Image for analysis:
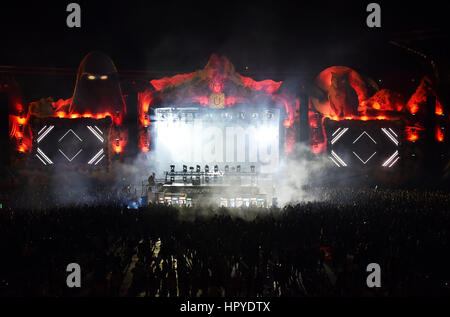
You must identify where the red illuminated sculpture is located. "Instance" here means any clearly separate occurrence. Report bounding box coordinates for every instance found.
[138,54,299,153]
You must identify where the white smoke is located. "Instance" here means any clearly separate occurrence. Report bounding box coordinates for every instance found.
[275,142,331,207]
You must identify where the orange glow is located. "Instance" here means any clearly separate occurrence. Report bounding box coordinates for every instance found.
[408,134,419,142]
[113,136,127,153]
[16,117,26,125]
[283,120,292,128]
[51,110,114,121]
[35,101,121,155]
[150,73,196,91]
[9,111,33,153]
[359,89,405,113]
[406,76,441,115]
[405,124,424,142]
[308,109,327,155]
[436,126,444,142]
[239,75,282,95]
[138,132,150,153]
[137,89,155,152]
[137,89,153,126]
[323,114,390,122]
[408,103,419,115]
[110,129,128,154]
[436,100,444,116]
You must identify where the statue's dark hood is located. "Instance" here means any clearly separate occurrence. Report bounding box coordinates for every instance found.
[70,52,126,116]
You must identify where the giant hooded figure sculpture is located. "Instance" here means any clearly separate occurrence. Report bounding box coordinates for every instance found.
[70,51,126,123]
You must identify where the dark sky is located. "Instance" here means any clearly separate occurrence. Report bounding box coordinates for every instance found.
[1,0,449,96]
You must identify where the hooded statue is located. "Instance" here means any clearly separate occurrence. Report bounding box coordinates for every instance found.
[69,51,126,118]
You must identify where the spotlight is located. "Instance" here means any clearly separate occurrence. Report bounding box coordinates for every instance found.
[214,165,218,173]
[205,165,209,173]
[183,165,187,173]
[87,75,96,80]
[196,165,201,173]
[170,165,175,173]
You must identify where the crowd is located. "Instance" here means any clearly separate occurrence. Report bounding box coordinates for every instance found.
[0,188,449,297]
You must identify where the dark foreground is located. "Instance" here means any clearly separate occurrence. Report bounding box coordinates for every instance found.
[0,188,449,297]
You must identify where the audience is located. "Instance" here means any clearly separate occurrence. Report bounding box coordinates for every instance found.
[0,187,449,297]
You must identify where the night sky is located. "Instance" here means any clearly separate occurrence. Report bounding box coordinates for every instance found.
[0,1,449,98]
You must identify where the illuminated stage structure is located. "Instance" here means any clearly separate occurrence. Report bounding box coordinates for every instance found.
[144,163,268,207]
[152,107,281,174]
[30,117,110,168]
[308,66,448,183]
[325,119,402,169]
[5,75,33,157]
[137,54,298,155]
[5,53,449,195]
[144,106,281,206]
[138,55,298,205]
[12,52,129,169]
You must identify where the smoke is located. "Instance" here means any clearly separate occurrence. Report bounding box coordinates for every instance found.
[275,142,331,207]
[11,141,334,216]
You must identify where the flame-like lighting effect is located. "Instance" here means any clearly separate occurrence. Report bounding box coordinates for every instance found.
[110,129,128,154]
[436,126,444,142]
[405,124,424,142]
[9,101,33,153]
[436,100,444,116]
